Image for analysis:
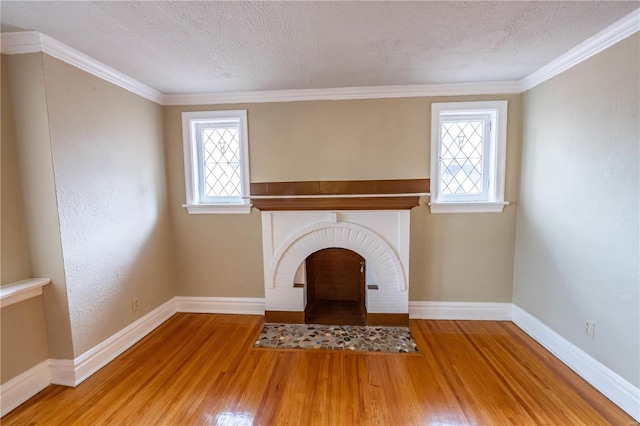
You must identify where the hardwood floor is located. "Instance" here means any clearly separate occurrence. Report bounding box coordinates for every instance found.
[2,313,634,425]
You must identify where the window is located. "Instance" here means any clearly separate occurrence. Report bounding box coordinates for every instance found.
[182,110,251,214]
[430,101,508,213]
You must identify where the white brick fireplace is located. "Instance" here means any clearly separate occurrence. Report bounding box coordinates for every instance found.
[260,210,410,316]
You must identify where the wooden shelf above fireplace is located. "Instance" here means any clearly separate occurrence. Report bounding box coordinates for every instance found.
[249,179,430,211]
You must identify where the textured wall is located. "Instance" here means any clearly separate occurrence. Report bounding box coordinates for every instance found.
[4,53,74,361]
[514,34,639,387]
[1,56,31,285]
[0,55,50,384]
[42,55,177,356]
[164,94,521,301]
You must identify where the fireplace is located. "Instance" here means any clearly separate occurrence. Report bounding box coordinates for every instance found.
[260,210,411,325]
[253,179,428,327]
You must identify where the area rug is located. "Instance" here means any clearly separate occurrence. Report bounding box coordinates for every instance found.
[254,323,419,353]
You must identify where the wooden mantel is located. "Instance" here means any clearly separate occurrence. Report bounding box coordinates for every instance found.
[249,179,430,211]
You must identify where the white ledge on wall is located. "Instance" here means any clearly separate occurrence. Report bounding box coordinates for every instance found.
[429,201,509,214]
[0,278,51,308]
[182,203,252,215]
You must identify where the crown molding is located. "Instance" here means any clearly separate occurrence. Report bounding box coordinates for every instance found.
[522,8,640,91]
[0,31,523,104]
[40,34,164,104]
[1,31,164,104]
[161,80,524,106]
[0,31,43,54]
[2,8,638,106]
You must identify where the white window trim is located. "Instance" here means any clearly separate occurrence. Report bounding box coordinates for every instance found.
[429,100,509,214]
[181,110,251,214]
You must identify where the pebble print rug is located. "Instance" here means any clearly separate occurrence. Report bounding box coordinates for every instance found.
[254,323,419,353]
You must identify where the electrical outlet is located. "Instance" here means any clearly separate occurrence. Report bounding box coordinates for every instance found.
[585,320,595,337]
[131,299,139,312]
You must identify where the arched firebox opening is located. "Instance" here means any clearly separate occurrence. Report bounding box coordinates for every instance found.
[304,248,366,326]
[262,212,410,326]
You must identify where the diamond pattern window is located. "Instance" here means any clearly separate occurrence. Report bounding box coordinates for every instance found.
[200,125,241,198]
[182,110,251,214]
[439,115,490,199]
[430,101,508,213]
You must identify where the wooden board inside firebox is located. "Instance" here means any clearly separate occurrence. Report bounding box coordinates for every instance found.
[304,248,366,326]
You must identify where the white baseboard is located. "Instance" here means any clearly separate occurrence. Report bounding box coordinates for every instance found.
[47,296,264,389]
[512,305,640,422]
[50,298,176,387]
[175,298,513,319]
[5,298,636,422]
[48,359,75,387]
[175,296,266,315]
[409,301,513,320]
[0,360,50,417]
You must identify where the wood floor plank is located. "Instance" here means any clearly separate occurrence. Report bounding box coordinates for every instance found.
[1,313,634,425]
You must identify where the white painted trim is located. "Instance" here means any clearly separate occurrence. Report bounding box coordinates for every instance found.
[50,298,176,387]
[430,100,508,210]
[2,10,638,106]
[0,360,50,417]
[522,9,640,91]
[45,296,267,388]
[182,204,252,215]
[0,31,43,54]
[409,301,513,320]
[172,298,520,318]
[0,278,51,308]
[177,298,511,318]
[174,296,266,315]
[181,110,251,214]
[48,359,76,388]
[428,201,509,214]
[40,34,164,104]
[4,299,637,421]
[2,9,638,106]
[512,305,640,421]
[162,80,523,105]
[0,33,520,103]
[0,31,163,104]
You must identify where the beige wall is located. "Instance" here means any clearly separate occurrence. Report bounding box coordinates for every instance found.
[1,298,49,383]
[247,98,429,181]
[411,95,522,302]
[42,55,177,356]
[4,53,74,361]
[1,55,50,384]
[514,34,639,387]
[164,94,521,301]
[1,51,178,380]
[1,56,31,285]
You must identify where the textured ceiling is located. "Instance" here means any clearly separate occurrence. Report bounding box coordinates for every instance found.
[1,1,638,95]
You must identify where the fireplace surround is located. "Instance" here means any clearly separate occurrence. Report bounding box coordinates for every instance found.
[253,179,429,326]
[260,210,411,325]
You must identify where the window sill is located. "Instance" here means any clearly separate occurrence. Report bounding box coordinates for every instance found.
[183,203,252,215]
[1,278,51,308]
[429,201,509,214]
